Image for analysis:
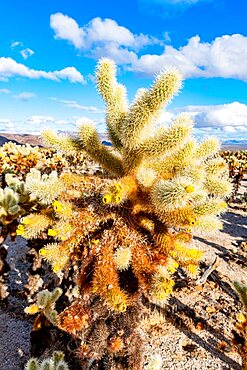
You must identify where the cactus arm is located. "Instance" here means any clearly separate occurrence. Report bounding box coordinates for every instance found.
[78,122,124,176]
[96,58,128,150]
[139,114,193,158]
[120,69,182,149]
[42,129,84,155]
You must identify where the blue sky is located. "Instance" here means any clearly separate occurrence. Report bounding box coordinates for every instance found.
[0,0,247,141]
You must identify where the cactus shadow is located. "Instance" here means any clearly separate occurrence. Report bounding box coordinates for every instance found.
[222,211,247,240]
[147,298,242,370]
[194,236,247,268]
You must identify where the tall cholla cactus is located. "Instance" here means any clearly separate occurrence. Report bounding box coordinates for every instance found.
[41,58,231,310]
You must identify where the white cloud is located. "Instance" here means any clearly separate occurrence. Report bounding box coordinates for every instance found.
[50,13,161,64]
[54,67,85,83]
[0,88,10,94]
[51,97,103,112]
[20,48,35,60]
[0,57,85,83]
[175,102,247,133]
[14,92,37,101]
[61,100,103,112]
[0,118,16,133]
[50,14,247,82]
[163,31,171,43]
[130,34,247,81]
[50,13,85,49]
[26,115,55,125]
[11,41,23,48]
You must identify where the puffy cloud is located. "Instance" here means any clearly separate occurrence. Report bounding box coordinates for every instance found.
[0,57,85,83]
[50,13,86,49]
[0,88,10,94]
[20,48,35,60]
[53,67,85,83]
[50,13,161,63]
[50,14,247,82]
[14,92,36,101]
[130,34,247,81]
[176,102,247,133]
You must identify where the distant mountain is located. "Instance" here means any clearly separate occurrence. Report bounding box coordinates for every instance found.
[0,132,111,147]
[0,133,43,147]
[222,139,247,151]
[222,139,247,145]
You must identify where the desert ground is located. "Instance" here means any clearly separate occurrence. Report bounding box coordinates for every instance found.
[0,173,246,370]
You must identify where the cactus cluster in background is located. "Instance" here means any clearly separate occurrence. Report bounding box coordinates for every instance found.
[0,142,44,176]
[232,282,247,369]
[0,141,91,181]
[220,150,247,175]
[220,150,246,202]
[25,351,69,370]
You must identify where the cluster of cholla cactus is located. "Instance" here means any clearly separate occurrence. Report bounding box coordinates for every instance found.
[220,150,246,200]
[0,142,44,176]
[25,351,69,370]
[232,282,247,369]
[0,141,90,181]
[21,58,232,368]
[220,150,247,175]
[0,173,38,244]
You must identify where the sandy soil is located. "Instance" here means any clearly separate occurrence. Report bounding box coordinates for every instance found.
[0,180,246,370]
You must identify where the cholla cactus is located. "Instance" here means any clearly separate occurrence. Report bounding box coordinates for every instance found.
[25,169,64,204]
[232,282,247,369]
[25,287,62,325]
[0,173,38,243]
[19,59,232,369]
[25,351,69,370]
[0,141,44,175]
[42,58,231,307]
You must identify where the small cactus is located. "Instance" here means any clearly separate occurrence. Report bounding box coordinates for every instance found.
[25,351,69,370]
[25,288,62,325]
